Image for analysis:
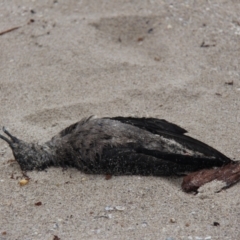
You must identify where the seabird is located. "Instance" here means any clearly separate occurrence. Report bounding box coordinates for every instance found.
[0,116,239,192]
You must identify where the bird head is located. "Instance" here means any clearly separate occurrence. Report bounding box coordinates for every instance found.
[0,127,51,171]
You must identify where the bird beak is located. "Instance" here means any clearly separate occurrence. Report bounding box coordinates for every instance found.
[0,127,20,146]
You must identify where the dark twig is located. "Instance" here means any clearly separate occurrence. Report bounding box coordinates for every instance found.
[0,26,20,36]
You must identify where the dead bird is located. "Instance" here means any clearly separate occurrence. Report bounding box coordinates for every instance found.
[0,116,239,192]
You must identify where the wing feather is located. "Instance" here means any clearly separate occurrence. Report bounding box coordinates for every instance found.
[107,117,187,135]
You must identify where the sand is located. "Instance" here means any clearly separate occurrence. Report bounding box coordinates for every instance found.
[0,1,240,239]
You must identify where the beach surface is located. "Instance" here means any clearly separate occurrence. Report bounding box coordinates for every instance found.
[0,1,240,239]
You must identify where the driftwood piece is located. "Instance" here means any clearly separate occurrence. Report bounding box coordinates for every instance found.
[182,162,240,192]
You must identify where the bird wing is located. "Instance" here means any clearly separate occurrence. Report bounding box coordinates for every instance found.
[107,116,187,135]
[156,131,232,163]
[106,117,231,164]
[59,116,187,138]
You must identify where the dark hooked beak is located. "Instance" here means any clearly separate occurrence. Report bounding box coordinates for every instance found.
[0,127,20,146]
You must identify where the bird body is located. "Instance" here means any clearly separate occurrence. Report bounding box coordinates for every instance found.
[0,116,238,192]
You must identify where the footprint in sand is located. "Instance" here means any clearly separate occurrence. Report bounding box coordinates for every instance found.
[89,15,169,62]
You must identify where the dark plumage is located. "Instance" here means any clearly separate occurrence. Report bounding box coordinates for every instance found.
[0,116,239,191]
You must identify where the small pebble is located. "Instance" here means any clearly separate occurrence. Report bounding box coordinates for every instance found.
[141,222,148,227]
[115,206,125,211]
[170,218,176,223]
[96,229,101,234]
[19,179,29,186]
[105,206,114,211]
[53,223,59,229]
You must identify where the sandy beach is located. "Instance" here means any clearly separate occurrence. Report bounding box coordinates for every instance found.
[0,1,240,239]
